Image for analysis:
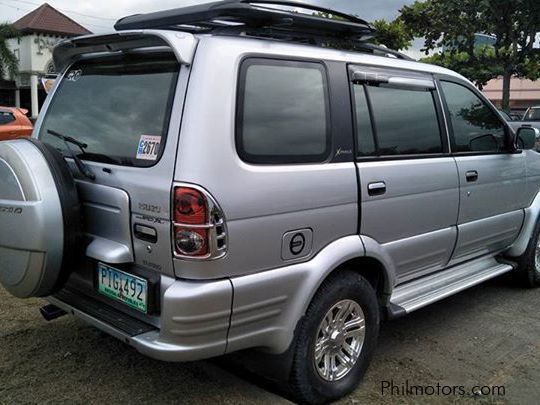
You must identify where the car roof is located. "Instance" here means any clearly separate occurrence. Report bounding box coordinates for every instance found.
[197,33,467,81]
[56,29,466,84]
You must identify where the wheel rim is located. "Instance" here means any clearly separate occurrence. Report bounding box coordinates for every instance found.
[313,299,366,382]
[535,240,540,274]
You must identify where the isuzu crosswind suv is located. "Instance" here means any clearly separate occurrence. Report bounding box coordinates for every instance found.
[1,1,540,403]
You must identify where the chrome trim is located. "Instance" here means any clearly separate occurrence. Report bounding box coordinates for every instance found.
[173,222,215,229]
[535,240,540,275]
[390,256,513,313]
[314,299,366,382]
[171,182,228,261]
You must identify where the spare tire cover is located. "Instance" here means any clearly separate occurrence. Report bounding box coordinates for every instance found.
[0,138,81,298]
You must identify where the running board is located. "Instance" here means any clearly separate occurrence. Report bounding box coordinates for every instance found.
[389,257,515,317]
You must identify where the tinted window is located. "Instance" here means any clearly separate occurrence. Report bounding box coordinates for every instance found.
[39,54,179,167]
[0,111,15,125]
[353,85,376,156]
[356,85,442,156]
[524,108,540,121]
[441,81,506,153]
[238,60,329,163]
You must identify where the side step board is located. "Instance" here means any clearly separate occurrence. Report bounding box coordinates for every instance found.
[389,257,515,317]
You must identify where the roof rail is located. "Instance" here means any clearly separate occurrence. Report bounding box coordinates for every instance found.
[113,1,413,61]
[115,0,374,39]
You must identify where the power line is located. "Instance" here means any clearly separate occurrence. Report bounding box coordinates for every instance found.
[7,0,118,21]
[0,0,28,11]
[3,0,114,30]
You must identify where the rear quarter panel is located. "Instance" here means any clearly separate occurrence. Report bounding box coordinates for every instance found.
[173,37,358,279]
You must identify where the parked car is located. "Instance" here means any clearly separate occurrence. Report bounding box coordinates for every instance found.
[0,106,33,140]
[499,109,524,122]
[507,105,540,135]
[523,106,540,121]
[1,1,540,404]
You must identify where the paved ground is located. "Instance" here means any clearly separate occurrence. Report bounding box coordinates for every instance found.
[1,274,539,404]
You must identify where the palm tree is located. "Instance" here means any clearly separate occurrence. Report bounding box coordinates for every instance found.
[0,23,20,80]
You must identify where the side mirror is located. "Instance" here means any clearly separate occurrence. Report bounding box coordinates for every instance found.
[517,126,540,150]
[469,134,499,152]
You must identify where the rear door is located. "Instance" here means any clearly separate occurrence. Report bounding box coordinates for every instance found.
[351,66,459,283]
[438,79,527,264]
[35,51,187,323]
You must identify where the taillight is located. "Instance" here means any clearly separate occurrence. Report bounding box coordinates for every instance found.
[175,227,208,256]
[172,185,227,259]
[174,187,207,224]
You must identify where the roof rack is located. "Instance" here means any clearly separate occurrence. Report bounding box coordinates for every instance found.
[114,0,412,61]
[115,0,374,38]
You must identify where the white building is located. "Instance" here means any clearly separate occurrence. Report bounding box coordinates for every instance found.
[0,3,91,118]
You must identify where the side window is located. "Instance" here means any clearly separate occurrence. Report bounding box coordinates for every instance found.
[0,112,15,125]
[441,81,506,153]
[353,85,376,156]
[353,83,443,157]
[237,59,330,164]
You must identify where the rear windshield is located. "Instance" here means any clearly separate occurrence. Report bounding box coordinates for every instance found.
[39,53,179,167]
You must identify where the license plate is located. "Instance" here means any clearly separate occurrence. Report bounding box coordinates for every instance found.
[97,263,148,313]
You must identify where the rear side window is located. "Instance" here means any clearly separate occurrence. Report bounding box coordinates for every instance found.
[39,53,179,167]
[353,83,443,157]
[237,59,330,164]
[441,81,506,153]
[0,111,15,125]
[353,86,376,156]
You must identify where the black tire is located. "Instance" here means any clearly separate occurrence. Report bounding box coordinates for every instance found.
[515,216,540,288]
[289,271,380,404]
[28,139,83,295]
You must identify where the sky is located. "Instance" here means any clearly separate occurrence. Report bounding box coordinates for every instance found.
[1,0,416,33]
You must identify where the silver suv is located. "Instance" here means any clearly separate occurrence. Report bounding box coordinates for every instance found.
[1,1,540,403]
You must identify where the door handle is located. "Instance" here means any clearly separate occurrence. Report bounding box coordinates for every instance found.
[134,224,158,243]
[368,181,386,196]
[466,170,479,182]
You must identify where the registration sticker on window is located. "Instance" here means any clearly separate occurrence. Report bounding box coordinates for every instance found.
[136,135,161,161]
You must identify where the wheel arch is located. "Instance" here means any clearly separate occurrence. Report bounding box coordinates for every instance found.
[507,189,540,257]
[327,256,393,305]
[227,235,396,355]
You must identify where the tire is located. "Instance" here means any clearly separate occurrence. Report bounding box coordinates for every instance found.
[515,217,540,288]
[289,271,380,404]
[30,139,83,294]
[0,138,82,298]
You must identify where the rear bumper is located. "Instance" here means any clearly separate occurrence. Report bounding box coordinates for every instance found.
[48,236,365,362]
[48,276,233,363]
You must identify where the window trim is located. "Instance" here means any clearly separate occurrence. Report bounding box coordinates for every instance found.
[349,67,448,161]
[436,76,515,156]
[235,57,332,165]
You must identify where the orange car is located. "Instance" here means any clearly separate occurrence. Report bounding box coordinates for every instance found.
[0,107,33,140]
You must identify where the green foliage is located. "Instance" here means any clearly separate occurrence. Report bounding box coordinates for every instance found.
[422,46,505,89]
[372,19,413,51]
[0,23,20,79]
[313,11,347,21]
[400,0,540,109]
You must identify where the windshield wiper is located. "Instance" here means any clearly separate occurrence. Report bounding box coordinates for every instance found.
[47,129,96,181]
[77,152,122,165]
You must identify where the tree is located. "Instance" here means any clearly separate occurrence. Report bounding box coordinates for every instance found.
[0,23,19,80]
[314,11,413,52]
[400,0,540,111]
[372,19,413,51]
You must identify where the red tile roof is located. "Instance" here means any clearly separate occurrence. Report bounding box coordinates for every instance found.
[13,3,92,37]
